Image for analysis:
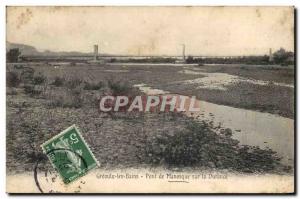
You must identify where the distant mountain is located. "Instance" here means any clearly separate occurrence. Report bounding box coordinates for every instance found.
[6,41,97,57]
[6,41,40,56]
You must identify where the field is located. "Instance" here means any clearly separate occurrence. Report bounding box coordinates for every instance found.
[6,62,294,176]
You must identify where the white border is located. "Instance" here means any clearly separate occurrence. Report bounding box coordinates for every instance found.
[1,0,298,6]
[2,1,299,198]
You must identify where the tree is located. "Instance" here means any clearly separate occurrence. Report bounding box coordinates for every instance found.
[273,48,294,65]
[186,56,194,64]
[6,48,21,63]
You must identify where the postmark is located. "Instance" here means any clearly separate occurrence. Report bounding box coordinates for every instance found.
[41,124,99,184]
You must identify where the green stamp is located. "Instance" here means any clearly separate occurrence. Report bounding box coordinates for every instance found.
[41,125,99,184]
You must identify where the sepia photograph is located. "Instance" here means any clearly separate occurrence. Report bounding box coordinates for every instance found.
[6,6,295,193]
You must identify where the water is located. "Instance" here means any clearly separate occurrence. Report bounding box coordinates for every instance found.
[177,71,294,90]
[189,101,294,166]
[134,84,294,166]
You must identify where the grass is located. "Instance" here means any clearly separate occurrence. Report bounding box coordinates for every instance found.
[6,88,18,95]
[107,79,136,96]
[51,77,65,87]
[200,64,294,85]
[7,71,20,87]
[65,78,82,89]
[47,88,83,108]
[7,117,49,172]
[23,85,42,97]
[20,67,35,84]
[6,63,294,174]
[83,81,104,90]
[32,73,47,85]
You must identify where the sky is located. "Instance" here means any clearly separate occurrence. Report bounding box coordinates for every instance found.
[6,6,294,56]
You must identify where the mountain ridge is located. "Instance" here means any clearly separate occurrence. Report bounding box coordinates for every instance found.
[6,41,97,57]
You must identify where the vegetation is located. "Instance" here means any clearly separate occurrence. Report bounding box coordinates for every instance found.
[145,121,283,173]
[108,79,134,96]
[47,88,83,109]
[65,78,82,89]
[273,48,294,65]
[113,57,177,63]
[107,48,294,66]
[51,76,65,87]
[6,48,21,63]
[20,67,35,84]
[83,81,104,90]
[6,62,293,174]
[7,71,20,87]
[33,73,47,85]
[7,119,48,170]
[23,85,42,97]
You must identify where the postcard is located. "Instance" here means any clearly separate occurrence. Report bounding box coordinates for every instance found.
[6,6,294,193]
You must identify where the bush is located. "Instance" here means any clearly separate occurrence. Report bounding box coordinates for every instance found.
[20,67,35,84]
[107,79,133,95]
[20,120,48,165]
[145,121,282,173]
[7,71,20,87]
[84,81,104,90]
[65,78,82,89]
[51,77,65,87]
[7,48,20,63]
[6,88,17,95]
[273,48,294,65]
[47,89,83,108]
[7,118,48,172]
[186,56,194,64]
[23,85,42,96]
[14,64,24,69]
[33,73,46,85]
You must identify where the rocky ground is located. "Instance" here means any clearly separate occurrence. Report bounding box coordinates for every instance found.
[6,63,294,174]
[30,63,295,118]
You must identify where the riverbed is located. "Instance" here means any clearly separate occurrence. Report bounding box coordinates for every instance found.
[134,84,294,166]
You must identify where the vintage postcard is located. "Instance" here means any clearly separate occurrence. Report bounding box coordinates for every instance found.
[6,6,295,193]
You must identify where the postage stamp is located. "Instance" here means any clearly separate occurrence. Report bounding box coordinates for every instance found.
[6,6,294,193]
[41,125,99,184]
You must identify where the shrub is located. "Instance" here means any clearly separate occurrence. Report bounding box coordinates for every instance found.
[186,56,194,64]
[6,48,20,63]
[7,118,49,172]
[51,77,65,87]
[69,89,83,108]
[65,78,82,89]
[33,73,46,85]
[7,71,20,87]
[107,79,133,96]
[6,88,17,95]
[20,120,48,165]
[20,67,35,84]
[83,81,104,90]
[145,121,282,173]
[47,89,83,108]
[24,85,42,96]
[14,64,24,69]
